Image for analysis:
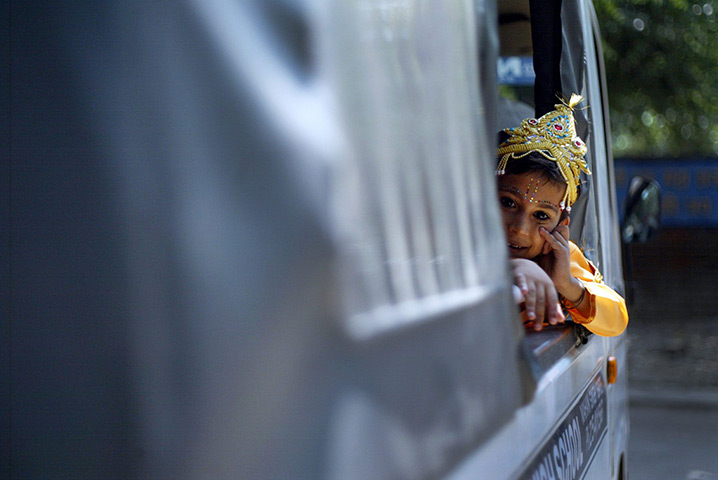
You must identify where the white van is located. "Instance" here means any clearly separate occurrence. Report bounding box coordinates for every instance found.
[214,1,653,479]
[5,0,658,478]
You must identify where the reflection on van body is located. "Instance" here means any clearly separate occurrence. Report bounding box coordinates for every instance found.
[5,0,629,479]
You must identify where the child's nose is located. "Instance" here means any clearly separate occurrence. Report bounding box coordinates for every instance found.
[508,215,530,236]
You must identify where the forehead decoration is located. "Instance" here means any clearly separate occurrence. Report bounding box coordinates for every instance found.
[497,94,591,212]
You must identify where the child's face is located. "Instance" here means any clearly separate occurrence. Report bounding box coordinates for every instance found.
[497,173,568,259]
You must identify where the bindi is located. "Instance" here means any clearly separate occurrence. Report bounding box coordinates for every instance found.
[525,177,540,203]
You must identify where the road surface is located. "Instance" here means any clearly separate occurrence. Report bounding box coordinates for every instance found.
[629,401,718,480]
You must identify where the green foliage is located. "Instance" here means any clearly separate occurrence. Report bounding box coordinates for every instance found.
[594,0,718,157]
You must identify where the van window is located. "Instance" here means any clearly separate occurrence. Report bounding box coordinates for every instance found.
[495,0,627,359]
[497,0,624,292]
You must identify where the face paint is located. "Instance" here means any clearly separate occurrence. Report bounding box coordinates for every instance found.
[497,173,566,259]
[526,177,539,203]
[503,180,561,210]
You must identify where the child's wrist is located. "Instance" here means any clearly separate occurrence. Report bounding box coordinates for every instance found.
[559,278,584,305]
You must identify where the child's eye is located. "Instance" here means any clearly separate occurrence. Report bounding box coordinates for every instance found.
[534,211,551,221]
[500,196,516,209]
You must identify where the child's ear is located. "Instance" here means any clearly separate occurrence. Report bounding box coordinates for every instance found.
[559,216,570,227]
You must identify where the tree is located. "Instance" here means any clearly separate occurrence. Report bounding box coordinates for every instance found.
[594,0,718,157]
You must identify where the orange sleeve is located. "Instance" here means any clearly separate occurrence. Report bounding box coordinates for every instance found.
[565,242,628,336]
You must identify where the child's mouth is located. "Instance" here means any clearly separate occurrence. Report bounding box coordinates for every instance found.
[507,242,529,255]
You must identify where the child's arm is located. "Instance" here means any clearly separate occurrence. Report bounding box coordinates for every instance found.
[510,258,565,331]
[539,225,628,336]
[564,244,629,336]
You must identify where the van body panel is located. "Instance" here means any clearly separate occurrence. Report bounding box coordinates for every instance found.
[448,331,613,479]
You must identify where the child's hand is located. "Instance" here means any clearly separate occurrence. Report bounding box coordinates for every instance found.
[538,225,574,292]
[538,225,585,306]
[510,258,565,331]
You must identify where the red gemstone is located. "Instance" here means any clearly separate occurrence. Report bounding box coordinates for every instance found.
[554,124,563,130]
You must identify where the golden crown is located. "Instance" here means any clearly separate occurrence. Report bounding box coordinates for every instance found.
[497,94,591,211]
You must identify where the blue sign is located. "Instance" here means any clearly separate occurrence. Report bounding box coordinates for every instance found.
[615,158,718,227]
[498,56,535,86]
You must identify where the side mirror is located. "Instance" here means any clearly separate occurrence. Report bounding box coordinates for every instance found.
[621,176,661,244]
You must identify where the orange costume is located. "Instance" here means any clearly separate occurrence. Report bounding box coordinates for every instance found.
[566,242,628,337]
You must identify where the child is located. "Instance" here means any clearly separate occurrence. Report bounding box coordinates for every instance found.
[496,94,628,336]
